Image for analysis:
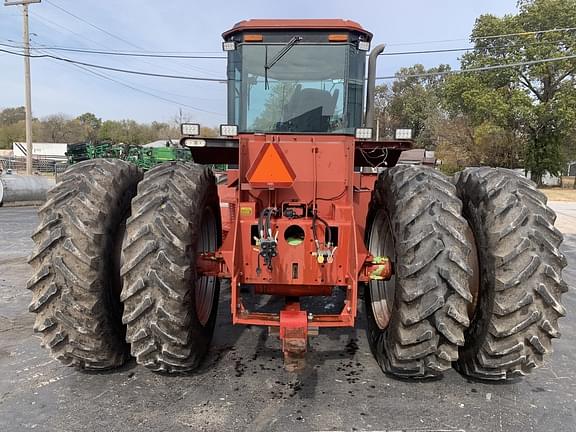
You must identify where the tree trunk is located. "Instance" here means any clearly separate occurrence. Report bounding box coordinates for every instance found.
[530,171,543,188]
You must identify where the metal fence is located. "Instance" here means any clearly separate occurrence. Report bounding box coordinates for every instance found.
[0,156,67,178]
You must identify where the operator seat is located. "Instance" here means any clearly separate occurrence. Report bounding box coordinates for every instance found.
[283,85,339,131]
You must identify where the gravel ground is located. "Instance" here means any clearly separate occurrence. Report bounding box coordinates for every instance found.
[0,204,574,432]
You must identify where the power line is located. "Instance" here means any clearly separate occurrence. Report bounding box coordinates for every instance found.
[57,59,223,116]
[381,47,470,56]
[1,37,571,63]
[381,39,574,57]
[33,48,223,116]
[3,46,575,83]
[386,38,466,47]
[474,26,576,41]
[385,26,576,47]
[31,7,222,77]
[3,22,574,61]
[7,14,576,56]
[0,39,471,59]
[0,41,225,59]
[29,11,111,51]
[59,47,222,54]
[0,38,221,54]
[44,0,142,50]
[39,48,223,108]
[0,47,227,82]
[1,39,567,60]
[375,54,576,80]
[37,45,225,59]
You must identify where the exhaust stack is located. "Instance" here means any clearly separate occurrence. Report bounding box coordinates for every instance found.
[364,43,386,130]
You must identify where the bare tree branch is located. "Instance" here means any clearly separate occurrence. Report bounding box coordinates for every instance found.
[518,73,543,101]
[552,67,576,89]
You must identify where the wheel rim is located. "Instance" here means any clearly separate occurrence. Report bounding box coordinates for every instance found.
[368,209,396,330]
[196,206,218,326]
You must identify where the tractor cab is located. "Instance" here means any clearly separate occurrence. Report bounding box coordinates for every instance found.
[222,20,372,134]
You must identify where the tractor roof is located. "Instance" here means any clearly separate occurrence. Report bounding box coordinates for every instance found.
[222,19,372,41]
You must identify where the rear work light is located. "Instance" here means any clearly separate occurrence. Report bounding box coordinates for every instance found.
[395,129,413,140]
[181,123,200,136]
[220,124,238,137]
[222,41,236,51]
[355,128,373,140]
[358,40,370,51]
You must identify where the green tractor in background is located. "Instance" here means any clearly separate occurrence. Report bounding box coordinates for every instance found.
[66,141,192,171]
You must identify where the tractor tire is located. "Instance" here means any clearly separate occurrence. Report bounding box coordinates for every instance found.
[27,159,142,369]
[121,161,221,373]
[455,168,567,381]
[365,165,474,378]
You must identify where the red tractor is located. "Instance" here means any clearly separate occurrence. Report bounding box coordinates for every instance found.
[29,19,567,380]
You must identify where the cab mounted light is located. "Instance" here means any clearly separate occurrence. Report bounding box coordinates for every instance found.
[181,123,200,136]
[358,40,370,51]
[183,138,206,147]
[395,128,413,140]
[222,41,236,51]
[220,124,238,137]
[328,34,348,42]
[355,127,373,140]
[244,34,263,42]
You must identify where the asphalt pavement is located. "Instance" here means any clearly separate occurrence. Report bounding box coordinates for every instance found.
[0,204,575,432]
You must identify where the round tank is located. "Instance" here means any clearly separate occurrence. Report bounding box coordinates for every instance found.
[0,175,55,206]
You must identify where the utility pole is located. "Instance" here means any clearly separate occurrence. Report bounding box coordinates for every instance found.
[4,0,41,176]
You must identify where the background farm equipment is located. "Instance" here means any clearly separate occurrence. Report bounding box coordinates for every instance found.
[66,141,192,170]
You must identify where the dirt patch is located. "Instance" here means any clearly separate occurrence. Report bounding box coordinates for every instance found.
[541,188,576,202]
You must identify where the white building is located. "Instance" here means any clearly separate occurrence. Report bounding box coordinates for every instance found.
[12,142,68,161]
[513,169,561,187]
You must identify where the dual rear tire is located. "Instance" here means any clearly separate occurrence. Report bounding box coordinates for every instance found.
[365,165,567,381]
[27,159,221,373]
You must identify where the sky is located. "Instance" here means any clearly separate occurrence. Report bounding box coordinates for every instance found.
[0,0,519,127]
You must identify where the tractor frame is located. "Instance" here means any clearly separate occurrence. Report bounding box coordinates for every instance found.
[185,19,409,369]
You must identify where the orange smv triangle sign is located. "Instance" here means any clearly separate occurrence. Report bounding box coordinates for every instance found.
[247,142,295,187]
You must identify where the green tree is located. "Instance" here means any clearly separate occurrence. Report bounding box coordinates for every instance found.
[0,106,221,150]
[445,0,576,184]
[0,107,26,148]
[441,74,528,169]
[0,106,25,126]
[98,120,124,142]
[98,119,158,144]
[77,112,102,142]
[0,120,25,149]
[37,114,84,143]
[375,64,451,148]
